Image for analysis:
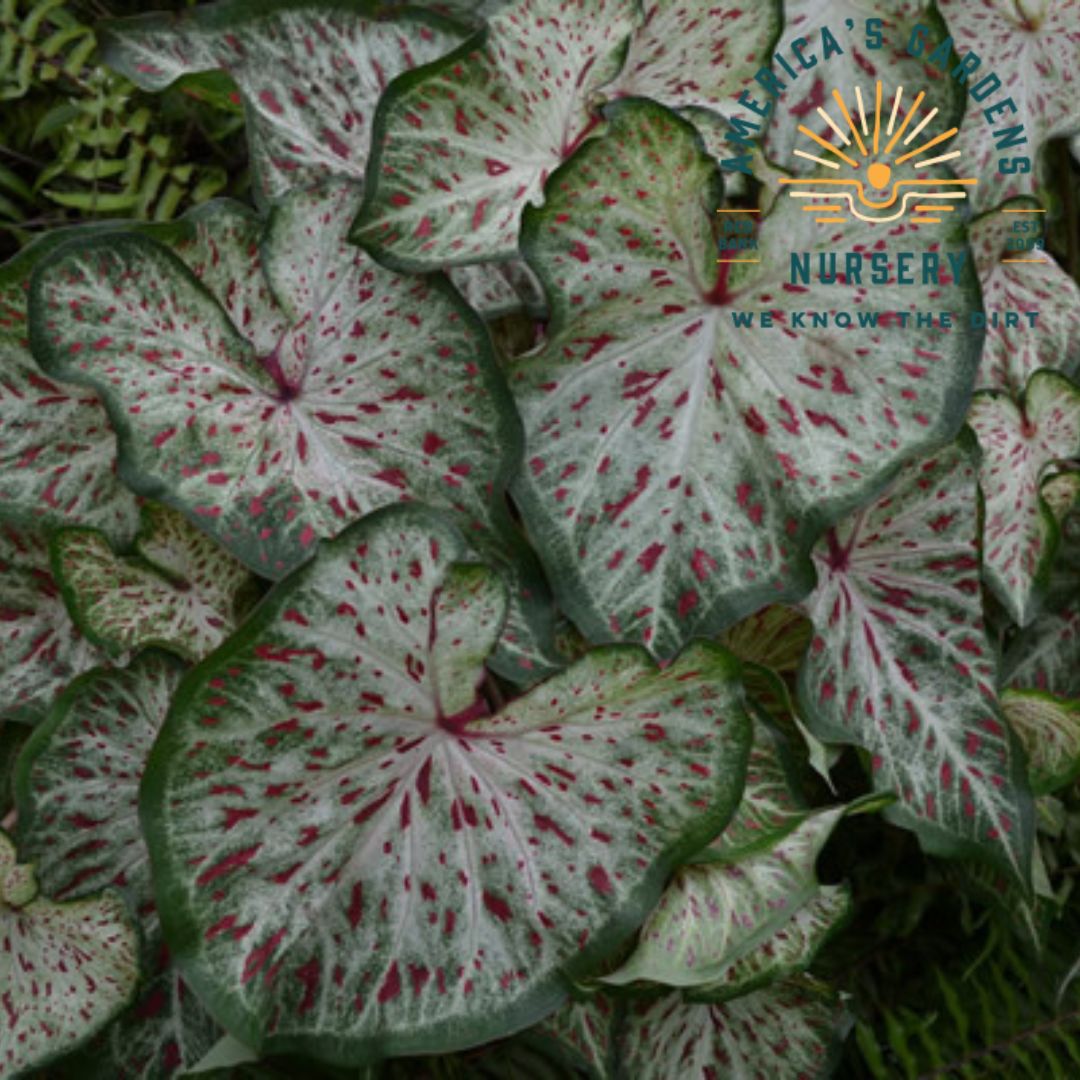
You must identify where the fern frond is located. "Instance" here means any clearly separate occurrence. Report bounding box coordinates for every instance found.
[851,928,1080,1079]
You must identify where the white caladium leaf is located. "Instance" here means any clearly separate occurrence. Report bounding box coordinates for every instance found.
[1003,688,1080,795]
[352,0,637,269]
[969,370,1080,626]
[599,0,778,123]
[16,653,186,904]
[15,654,220,1079]
[100,0,467,204]
[511,98,981,659]
[140,505,751,1062]
[798,439,1033,882]
[972,202,1080,393]
[30,182,516,581]
[0,522,107,726]
[52,505,255,663]
[619,978,849,1080]
[603,803,856,997]
[0,830,139,1078]
[447,259,546,320]
[1003,598,1080,697]
[0,233,140,545]
[764,1,962,175]
[939,0,1080,212]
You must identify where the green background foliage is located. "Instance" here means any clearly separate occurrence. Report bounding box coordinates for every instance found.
[0,0,248,257]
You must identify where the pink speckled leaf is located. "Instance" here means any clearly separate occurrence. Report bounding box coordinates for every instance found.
[764,0,962,176]
[0,829,139,1078]
[603,802,860,997]
[140,505,751,1062]
[0,522,107,725]
[15,654,221,1079]
[53,505,255,663]
[968,370,1080,626]
[0,234,140,546]
[511,98,981,658]
[619,978,850,1080]
[352,0,637,269]
[940,0,1080,212]
[1003,599,1080,698]
[447,259,546,320]
[798,438,1033,882]
[599,0,778,123]
[972,201,1080,393]
[30,182,517,584]
[100,0,467,204]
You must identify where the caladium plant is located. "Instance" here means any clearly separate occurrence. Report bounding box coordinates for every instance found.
[0,829,140,1078]
[100,0,469,205]
[0,521,108,727]
[139,506,752,1062]
[0,232,140,547]
[972,201,1080,394]
[2,0,1079,1076]
[969,369,1080,627]
[15,652,221,1079]
[352,0,638,268]
[52,503,256,662]
[511,97,980,659]
[763,0,963,176]
[940,0,1080,212]
[29,180,558,681]
[798,438,1033,882]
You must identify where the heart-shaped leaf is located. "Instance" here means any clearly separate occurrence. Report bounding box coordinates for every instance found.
[53,501,255,660]
[598,0,778,124]
[618,978,850,1080]
[940,0,1080,212]
[763,1,963,177]
[1003,598,1080,697]
[797,438,1033,882]
[603,802,858,998]
[0,233,140,545]
[29,182,519,583]
[15,653,221,1079]
[17,652,186,904]
[140,504,751,1062]
[352,0,637,269]
[0,829,139,1078]
[100,0,468,204]
[971,202,1080,394]
[511,97,981,659]
[0,522,108,726]
[1002,689,1080,795]
[968,370,1080,626]
[52,505,256,662]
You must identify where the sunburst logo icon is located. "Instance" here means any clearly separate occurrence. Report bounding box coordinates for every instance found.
[779,82,976,224]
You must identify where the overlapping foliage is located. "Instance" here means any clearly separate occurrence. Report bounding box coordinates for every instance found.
[1,1,1079,1078]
